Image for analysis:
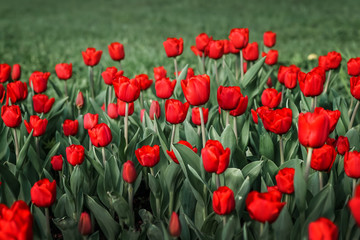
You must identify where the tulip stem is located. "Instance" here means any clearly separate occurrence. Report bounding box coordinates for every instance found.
[353,179,357,197]
[304,147,313,181]
[260,222,264,237]
[223,216,227,227]
[108,85,112,106]
[12,128,19,162]
[215,174,220,188]
[45,207,52,240]
[88,66,95,99]
[222,55,226,69]
[280,85,285,107]
[214,61,219,85]
[128,183,135,226]
[35,137,40,158]
[102,147,106,166]
[64,81,68,98]
[124,102,129,149]
[119,61,122,71]
[202,54,206,74]
[169,191,174,218]
[279,135,285,166]
[240,50,244,82]
[319,172,323,190]
[170,124,176,150]
[323,70,332,94]
[311,97,317,112]
[226,111,230,126]
[199,107,207,148]
[174,58,178,79]
[202,185,208,220]
[233,117,238,140]
[349,100,360,130]
[235,55,239,80]
[139,92,144,109]
[348,98,354,117]
[150,167,155,177]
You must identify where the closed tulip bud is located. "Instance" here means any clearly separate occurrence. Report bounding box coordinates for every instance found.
[314,107,340,133]
[181,74,210,106]
[66,144,85,166]
[311,144,336,172]
[84,113,98,130]
[243,42,259,61]
[78,212,92,236]
[165,99,189,124]
[29,71,50,93]
[101,67,124,85]
[106,103,118,119]
[11,63,21,81]
[298,111,330,148]
[326,137,337,148]
[51,155,63,171]
[228,28,249,49]
[262,50,278,65]
[344,151,360,179]
[88,123,112,147]
[108,42,125,61]
[336,136,349,155]
[1,105,22,128]
[140,109,145,123]
[204,40,224,60]
[76,91,84,109]
[24,115,48,137]
[153,66,167,81]
[276,168,295,194]
[63,119,79,136]
[82,47,102,66]
[32,94,55,114]
[163,37,184,58]
[155,77,176,99]
[0,63,11,83]
[212,186,235,215]
[261,108,292,135]
[298,67,326,97]
[263,31,276,48]
[135,74,153,91]
[261,88,281,108]
[122,160,137,183]
[149,100,161,120]
[229,94,248,117]
[30,178,56,208]
[113,76,140,103]
[347,58,360,76]
[167,140,197,164]
[135,145,160,167]
[350,76,360,100]
[190,45,203,57]
[192,107,208,125]
[348,185,360,226]
[222,39,230,55]
[7,81,28,103]
[318,55,330,71]
[117,99,134,116]
[196,33,212,52]
[308,218,338,240]
[326,51,342,70]
[202,140,230,174]
[251,106,270,124]
[168,212,181,237]
[0,84,4,103]
[217,86,242,110]
[55,63,72,80]
[278,65,300,89]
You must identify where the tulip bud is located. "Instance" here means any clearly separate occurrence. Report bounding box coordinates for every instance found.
[11,64,21,81]
[122,160,137,183]
[117,99,134,116]
[78,212,92,236]
[163,38,184,58]
[30,178,56,208]
[262,50,278,65]
[66,144,85,166]
[24,115,48,137]
[55,63,72,80]
[149,101,161,120]
[275,168,295,194]
[1,105,22,128]
[135,145,160,167]
[29,71,51,93]
[261,88,281,108]
[155,77,176,99]
[0,63,11,83]
[82,48,102,66]
[76,91,84,109]
[168,212,181,237]
[336,136,349,155]
[192,107,208,126]
[212,186,235,215]
[140,109,145,123]
[107,103,119,119]
[63,119,79,136]
[88,123,112,148]
[263,31,276,48]
[51,155,63,171]
[108,42,125,61]
[153,66,167,81]
[308,217,338,240]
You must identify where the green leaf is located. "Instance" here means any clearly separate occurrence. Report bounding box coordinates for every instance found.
[224,168,244,195]
[43,142,61,170]
[272,206,293,240]
[0,164,20,199]
[184,120,201,149]
[242,161,263,183]
[70,165,84,196]
[0,127,9,161]
[240,57,265,88]
[174,64,188,98]
[235,177,251,214]
[221,125,236,159]
[104,157,120,193]
[240,118,250,151]
[148,173,161,198]
[16,129,33,170]
[294,162,307,212]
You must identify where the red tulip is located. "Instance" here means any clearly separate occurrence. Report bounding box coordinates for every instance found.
[165,99,189,124]
[348,185,360,226]
[29,71,50,93]
[336,136,349,155]
[347,58,360,76]
[243,42,259,61]
[135,74,153,91]
[311,144,336,172]
[202,140,230,174]
[76,91,84,109]
[222,39,230,55]
[0,84,4,103]
[149,100,161,120]
[350,76,360,100]
[88,123,112,147]
[263,31,276,48]
[192,107,208,125]
[298,111,330,148]
[251,106,269,124]
[308,217,338,240]
[276,168,295,194]
[113,76,140,103]
[217,86,242,110]
[262,50,278,65]
[204,40,224,60]
[314,107,340,133]
[168,212,181,237]
[298,67,326,97]
[278,65,300,89]
[108,42,125,61]
[0,63,11,83]
[175,67,194,81]
[267,186,282,200]
[167,140,198,164]
[212,186,235,215]
[260,108,292,135]
[11,64,21,81]
[78,212,92,236]
[228,28,249,49]
[30,178,56,207]
[196,33,212,52]
[229,94,248,117]
[326,137,337,148]
[117,99,134,116]
[32,94,55,114]
[261,88,281,108]
[101,67,124,85]
[63,119,79,136]
[135,145,160,167]
[51,155,63,171]
[55,63,72,80]
[181,74,210,106]
[66,144,85,166]
[122,160,137,184]
[83,113,98,130]
[24,115,48,137]
[326,51,342,70]
[344,151,360,179]
[82,48,102,66]
[140,109,145,123]
[1,105,22,128]
[0,200,33,240]
[229,41,240,54]
[190,46,203,57]
[153,66,167,81]
[7,81,28,103]
[107,103,119,119]
[318,55,330,71]
[163,38,184,58]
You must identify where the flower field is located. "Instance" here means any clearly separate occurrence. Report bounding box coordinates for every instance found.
[1,0,360,239]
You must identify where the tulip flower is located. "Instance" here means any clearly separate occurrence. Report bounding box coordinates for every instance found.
[135,74,153,91]
[7,81,28,103]
[243,42,259,61]
[205,40,224,60]
[314,107,340,133]
[326,51,342,70]
[298,66,326,98]
[101,66,124,85]
[82,47,102,67]
[63,119,79,136]
[192,107,208,126]
[135,145,160,168]
[196,33,212,52]
[0,84,4,103]
[348,184,360,226]
[167,140,198,164]
[11,64,21,81]
[326,137,337,148]
[163,37,183,58]
[108,42,125,63]
[122,160,137,184]
[31,178,56,208]
[344,151,360,179]
[88,123,112,148]
[117,99,134,116]
[168,212,181,237]
[76,91,84,110]
[318,55,330,71]
[155,77,176,99]
[263,31,276,48]
[113,76,140,103]
[278,65,300,89]
[1,105,22,128]
[51,155,63,171]
[83,113,98,130]
[212,186,235,215]
[153,66,167,81]
[311,144,336,172]
[165,99,189,125]
[190,45,203,57]
[55,63,72,80]
[217,86,242,111]
[251,106,270,124]
[146,101,160,121]
[78,212,92,236]
[181,74,210,106]
[347,58,360,76]
[106,103,118,119]
[276,168,295,194]
[0,63,11,83]
[308,217,338,240]
[29,71,50,93]
[262,50,278,65]
[336,136,349,155]
[24,115,48,137]
[66,144,85,166]
[229,28,249,80]
[32,94,55,114]
[261,88,281,108]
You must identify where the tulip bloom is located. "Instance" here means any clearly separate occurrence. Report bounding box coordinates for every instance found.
[82,48,102,66]
[101,67,124,85]
[308,217,338,240]
[149,101,161,120]
[167,140,198,164]
[32,94,55,114]
[24,115,48,137]
[348,185,360,226]
[350,76,360,100]
[263,31,276,48]
[135,74,153,91]
[0,84,4,103]
[261,88,281,108]
[204,40,224,60]
[276,168,295,194]
[347,58,360,76]
[108,42,125,61]
[262,50,278,65]
[0,63,11,83]
[326,51,342,70]
[63,119,79,136]
[107,103,119,119]
[88,123,112,147]
[1,105,22,128]
[251,106,270,124]
[29,71,50,93]
[314,107,340,133]
[311,144,336,172]
[260,108,292,135]
[153,66,167,81]
[163,38,184,58]
[11,64,21,81]
[196,33,212,52]
[30,178,56,208]
[51,155,63,171]
[66,144,85,166]
[168,212,181,237]
[83,113,98,130]
[245,190,285,223]
[336,136,349,155]
[117,99,134,116]
[201,140,230,174]
[7,81,28,103]
[135,145,160,167]
[78,212,92,236]
[278,65,300,89]
[122,160,137,183]
[318,55,330,71]
[212,186,235,215]
[113,76,140,103]
[192,107,208,125]
[344,151,360,179]
[217,86,242,110]
[298,111,330,148]
[76,91,84,109]
[155,77,176,99]
[55,63,72,80]
[298,67,326,97]
[243,42,259,61]
[191,46,203,57]
[228,28,249,49]
[165,99,189,124]
[181,74,210,106]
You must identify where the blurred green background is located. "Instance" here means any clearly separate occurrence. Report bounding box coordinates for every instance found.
[1,0,360,82]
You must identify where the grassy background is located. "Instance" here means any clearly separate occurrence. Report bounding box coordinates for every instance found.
[1,0,360,85]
